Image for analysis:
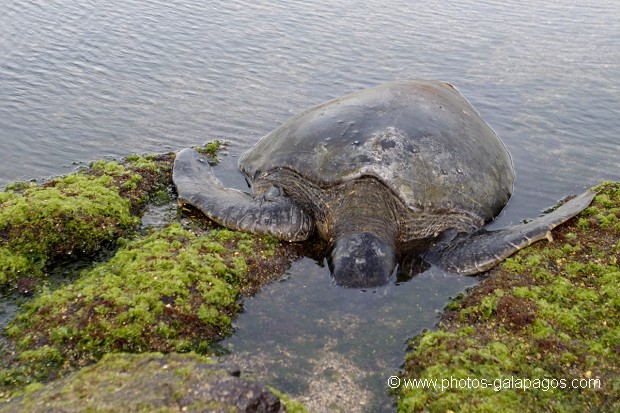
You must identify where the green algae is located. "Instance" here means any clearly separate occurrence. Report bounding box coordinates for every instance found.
[0,155,173,288]
[269,387,311,413]
[0,172,137,286]
[397,181,620,413]
[1,223,285,391]
[193,140,226,165]
[0,144,306,410]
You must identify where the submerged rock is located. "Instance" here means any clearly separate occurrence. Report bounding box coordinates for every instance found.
[0,352,285,413]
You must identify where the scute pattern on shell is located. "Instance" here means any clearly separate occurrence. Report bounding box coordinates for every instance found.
[240,81,514,223]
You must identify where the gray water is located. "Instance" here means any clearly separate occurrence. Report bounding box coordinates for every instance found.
[1,0,619,411]
[224,259,479,411]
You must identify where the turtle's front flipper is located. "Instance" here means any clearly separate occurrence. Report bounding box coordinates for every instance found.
[425,191,596,275]
[172,148,314,241]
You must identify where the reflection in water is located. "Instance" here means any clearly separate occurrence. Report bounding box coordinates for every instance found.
[223,258,479,411]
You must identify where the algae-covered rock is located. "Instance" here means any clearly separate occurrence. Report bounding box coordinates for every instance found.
[1,223,292,389]
[0,155,173,288]
[396,181,620,412]
[0,173,137,286]
[0,352,285,413]
[0,146,307,410]
[0,144,301,401]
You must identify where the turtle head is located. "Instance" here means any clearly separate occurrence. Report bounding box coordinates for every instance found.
[327,232,397,288]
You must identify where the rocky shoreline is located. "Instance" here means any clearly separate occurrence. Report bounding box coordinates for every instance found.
[396,181,620,412]
[1,143,617,412]
[0,144,306,412]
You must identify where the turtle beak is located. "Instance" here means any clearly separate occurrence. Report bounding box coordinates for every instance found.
[327,232,397,288]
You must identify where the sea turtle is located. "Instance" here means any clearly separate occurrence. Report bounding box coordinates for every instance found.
[173,81,594,288]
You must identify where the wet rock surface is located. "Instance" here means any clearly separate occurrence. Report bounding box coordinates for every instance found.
[0,352,286,413]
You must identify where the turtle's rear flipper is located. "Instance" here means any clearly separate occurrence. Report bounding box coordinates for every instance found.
[173,148,314,241]
[425,191,596,275]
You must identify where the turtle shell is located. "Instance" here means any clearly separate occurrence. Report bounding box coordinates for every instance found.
[240,81,514,222]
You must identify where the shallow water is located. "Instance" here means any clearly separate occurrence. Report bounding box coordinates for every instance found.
[223,258,479,411]
[1,0,619,410]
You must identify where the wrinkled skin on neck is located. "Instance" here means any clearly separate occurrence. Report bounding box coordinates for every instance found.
[252,169,403,287]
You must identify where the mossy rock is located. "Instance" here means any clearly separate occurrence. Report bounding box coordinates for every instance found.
[396,181,620,413]
[0,144,300,399]
[0,155,174,288]
[192,140,226,164]
[0,352,286,413]
[1,223,294,391]
[0,172,137,286]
